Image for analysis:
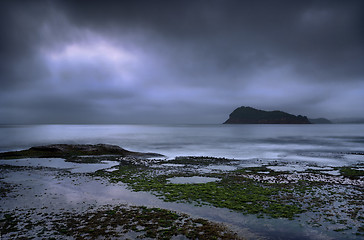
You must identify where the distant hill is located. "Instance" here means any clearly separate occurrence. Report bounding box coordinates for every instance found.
[223,106,311,124]
[308,118,332,124]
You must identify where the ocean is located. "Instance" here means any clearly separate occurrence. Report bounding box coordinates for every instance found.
[1,124,363,166]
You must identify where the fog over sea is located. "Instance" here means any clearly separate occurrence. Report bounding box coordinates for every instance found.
[1,124,363,167]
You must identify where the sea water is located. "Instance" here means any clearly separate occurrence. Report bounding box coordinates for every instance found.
[0,124,363,166]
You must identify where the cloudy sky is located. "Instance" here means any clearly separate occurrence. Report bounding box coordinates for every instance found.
[1,0,363,124]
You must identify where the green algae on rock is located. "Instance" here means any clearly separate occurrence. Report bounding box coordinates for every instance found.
[97,164,305,219]
[339,167,364,179]
[1,205,242,240]
[94,156,364,237]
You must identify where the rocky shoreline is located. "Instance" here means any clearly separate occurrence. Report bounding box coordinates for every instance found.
[1,144,363,239]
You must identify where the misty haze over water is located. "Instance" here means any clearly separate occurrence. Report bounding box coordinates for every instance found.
[1,124,363,167]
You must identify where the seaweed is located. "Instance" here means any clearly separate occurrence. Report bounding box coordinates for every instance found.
[339,167,364,179]
[97,164,305,219]
[2,206,241,239]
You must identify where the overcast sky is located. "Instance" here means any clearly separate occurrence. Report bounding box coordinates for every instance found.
[1,0,363,124]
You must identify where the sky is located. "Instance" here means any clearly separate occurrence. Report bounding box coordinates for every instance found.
[1,0,363,124]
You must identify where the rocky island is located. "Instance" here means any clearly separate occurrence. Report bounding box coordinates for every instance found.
[223,106,311,124]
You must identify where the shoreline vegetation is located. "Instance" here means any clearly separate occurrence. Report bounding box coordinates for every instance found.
[1,144,363,239]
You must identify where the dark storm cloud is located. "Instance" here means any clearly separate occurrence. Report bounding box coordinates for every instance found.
[0,0,363,124]
[58,0,364,80]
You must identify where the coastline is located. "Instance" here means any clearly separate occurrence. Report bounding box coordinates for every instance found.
[1,145,363,239]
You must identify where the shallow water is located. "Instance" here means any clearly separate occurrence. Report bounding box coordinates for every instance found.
[167,176,221,184]
[0,158,119,173]
[206,165,237,171]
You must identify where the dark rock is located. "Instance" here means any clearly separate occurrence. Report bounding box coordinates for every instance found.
[224,106,311,124]
[0,144,164,160]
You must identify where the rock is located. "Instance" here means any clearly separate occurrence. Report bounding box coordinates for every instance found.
[29,144,131,155]
[223,106,311,124]
[0,144,164,160]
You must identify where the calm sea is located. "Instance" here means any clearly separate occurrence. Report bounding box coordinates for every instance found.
[0,124,363,166]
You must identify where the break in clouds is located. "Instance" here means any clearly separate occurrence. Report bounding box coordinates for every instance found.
[1,0,363,124]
